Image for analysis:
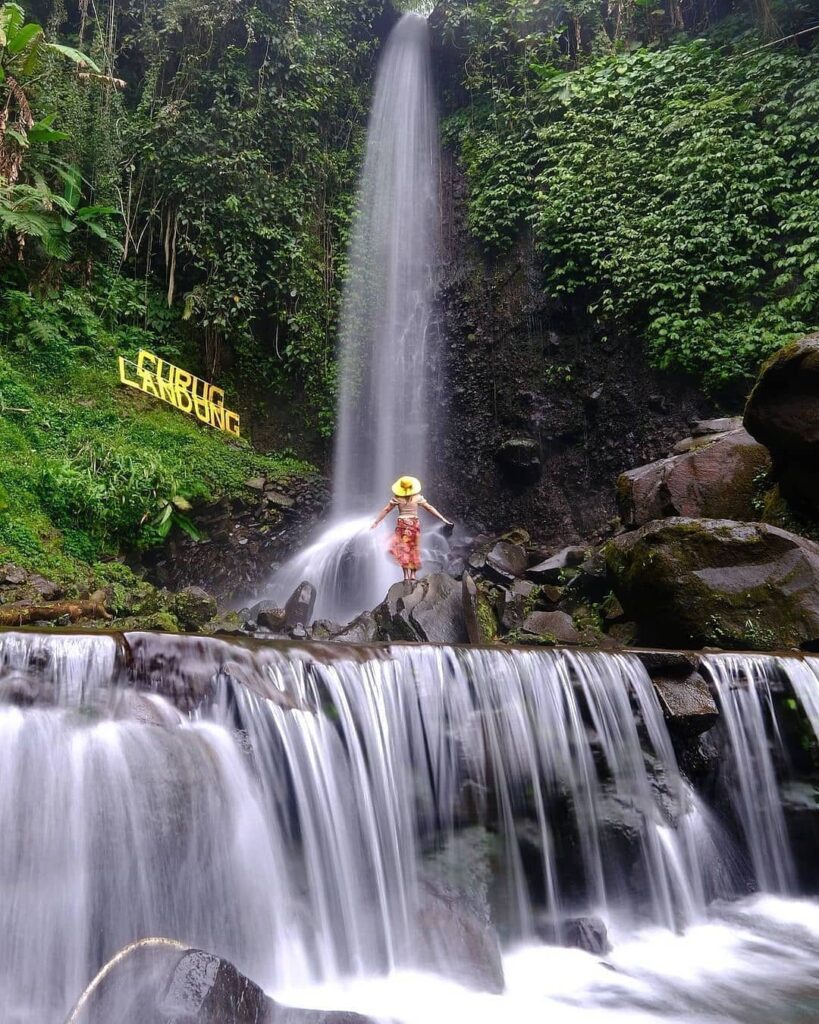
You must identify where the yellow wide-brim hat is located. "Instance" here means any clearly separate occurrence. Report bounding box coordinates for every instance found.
[392,475,422,498]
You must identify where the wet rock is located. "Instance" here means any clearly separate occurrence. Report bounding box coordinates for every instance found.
[248,601,287,633]
[605,518,819,650]
[744,334,819,514]
[616,428,770,527]
[414,877,505,993]
[525,547,587,584]
[172,586,218,631]
[495,436,541,484]
[284,581,317,629]
[534,915,611,955]
[691,416,743,437]
[332,612,379,644]
[288,623,309,640]
[161,949,270,1021]
[462,572,497,644]
[652,671,719,735]
[469,540,528,585]
[635,650,700,676]
[521,610,580,645]
[311,619,342,641]
[375,573,468,643]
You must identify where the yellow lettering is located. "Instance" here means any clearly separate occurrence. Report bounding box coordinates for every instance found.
[140,370,160,398]
[137,350,157,375]
[175,386,193,413]
[192,396,211,424]
[118,357,141,389]
[225,411,241,437]
[210,405,225,431]
[157,375,177,405]
[119,350,239,436]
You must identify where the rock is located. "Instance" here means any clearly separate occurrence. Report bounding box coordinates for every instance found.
[744,334,819,513]
[160,949,271,1022]
[605,517,819,650]
[284,581,317,629]
[311,619,342,641]
[288,623,309,640]
[172,586,218,631]
[462,573,496,644]
[248,601,287,632]
[74,942,374,1024]
[616,428,770,527]
[691,416,742,437]
[332,612,379,643]
[414,877,504,993]
[525,547,587,584]
[29,575,62,601]
[534,915,611,955]
[469,540,528,585]
[264,490,296,509]
[495,436,541,484]
[521,610,580,644]
[244,476,267,490]
[1,564,27,585]
[374,573,468,643]
[635,650,700,676]
[652,671,719,734]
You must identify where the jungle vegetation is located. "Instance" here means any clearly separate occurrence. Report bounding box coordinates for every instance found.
[1,0,818,577]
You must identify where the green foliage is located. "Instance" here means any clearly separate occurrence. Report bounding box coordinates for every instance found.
[446,15,819,387]
[0,281,312,579]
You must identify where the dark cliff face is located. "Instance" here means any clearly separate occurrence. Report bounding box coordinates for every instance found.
[428,150,714,545]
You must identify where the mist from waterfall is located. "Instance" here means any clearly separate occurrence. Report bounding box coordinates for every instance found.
[269,13,444,622]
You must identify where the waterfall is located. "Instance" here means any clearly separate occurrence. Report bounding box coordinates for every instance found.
[702,655,796,893]
[1,632,819,1022]
[268,13,445,623]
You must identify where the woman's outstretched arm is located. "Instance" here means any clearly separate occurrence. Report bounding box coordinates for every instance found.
[419,499,452,525]
[370,501,394,530]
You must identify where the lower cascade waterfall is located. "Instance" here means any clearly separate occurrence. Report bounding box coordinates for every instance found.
[1,631,818,1022]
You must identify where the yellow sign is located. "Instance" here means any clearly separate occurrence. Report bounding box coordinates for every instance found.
[118,350,240,437]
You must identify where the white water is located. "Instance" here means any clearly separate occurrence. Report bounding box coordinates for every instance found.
[268,13,444,623]
[1,635,819,1021]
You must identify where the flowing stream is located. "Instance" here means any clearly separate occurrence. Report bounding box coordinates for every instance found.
[1,632,818,1022]
[268,13,444,623]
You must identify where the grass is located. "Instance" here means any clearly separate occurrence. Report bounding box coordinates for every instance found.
[0,280,313,589]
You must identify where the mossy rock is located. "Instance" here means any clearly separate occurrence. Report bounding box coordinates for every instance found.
[605,517,819,650]
[114,610,180,633]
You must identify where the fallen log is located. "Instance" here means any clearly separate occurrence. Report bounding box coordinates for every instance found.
[0,601,112,626]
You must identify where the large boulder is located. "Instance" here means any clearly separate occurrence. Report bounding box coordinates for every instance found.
[467,540,528,585]
[605,518,819,650]
[616,428,770,527]
[67,944,373,1024]
[284,581,317,629]
[374,573,468,643]
[172,586,218,631]
[525,546,587,585]
[520,610,580,645]
[744,335,819,513]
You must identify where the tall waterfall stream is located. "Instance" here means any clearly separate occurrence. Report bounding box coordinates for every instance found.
[1,630,818,1022]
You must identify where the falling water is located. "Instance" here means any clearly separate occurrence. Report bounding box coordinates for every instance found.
[702,655,796,893]
[2,632,819,1023]
[268,13,444,622]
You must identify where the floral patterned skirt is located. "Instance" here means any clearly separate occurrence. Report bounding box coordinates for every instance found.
[388,517,421,570]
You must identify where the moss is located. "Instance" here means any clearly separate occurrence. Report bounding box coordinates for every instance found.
[476,594,498,643]
[114,610,180,633]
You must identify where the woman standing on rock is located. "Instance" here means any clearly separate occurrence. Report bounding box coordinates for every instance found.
[370,476,453,584]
